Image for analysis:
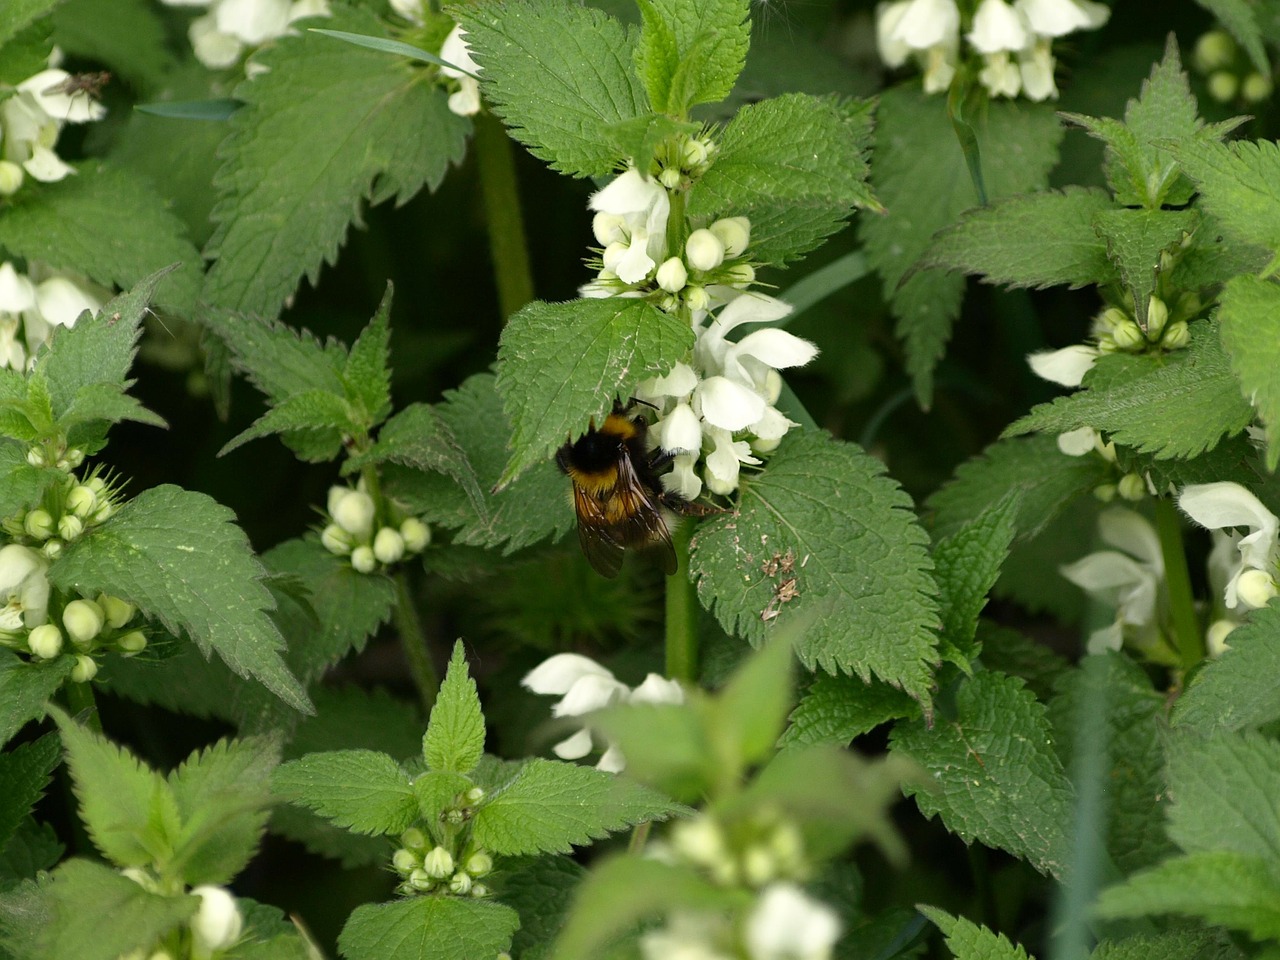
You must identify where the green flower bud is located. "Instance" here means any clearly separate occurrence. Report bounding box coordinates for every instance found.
[27,624,63,660]
[1145,296,1169,337]
[1206,618,1238,657]
[1117,473,1147,501]
[57,515,84,541]
[1111,320,1144,350]
[709,216,751,258]
[373,527,406,565]
[25,447,43,468]
[70,654,98,683]
[680,137,709,169]
[1243,71,1274,103]
[1194,30,1236,73]
[391,848,419,875]
[85,476,107,495]
[351,545,377,574]
[685,285,710,313]
[24,509,54,541]
[408,868,433,891]
[400,827,427,851]
[99,595,136,629]
[400,517,430,553]
[423,846,454,879]
[1097,307,1129,332]
[1208,70,1239,102]
[465,786,485,804]
[63,448,85,469]
[117,631,148,655]
[655,257,688,294]
[332,490,375,539]
[1237,569,1278,608]
[1093,483,1118,503]
[66,485,97,518]
[658,166,682,189]
[190,885,243,956]
[1161,320,1190,350]
[41,539,62,560]
[465,852,493,877]
[724,262,755,286]
[470,883,490,899]
[321,523,353,555]
[63,599,105,646]
[741,845,776,887]
[0,161,23,197]
[449,871,472,895]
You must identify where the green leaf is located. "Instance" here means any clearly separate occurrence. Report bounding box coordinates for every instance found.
[0,735,60,854]
[134,98,239,121]
[32,859,197,960]
[689,95,877,265]
[0,819,63,884]
[456,0,644,178]
[859,89,1063,406]
[220,389,353,457]
[918,906,1035,960]
[976,625,1069,703]
[423,642,485,775]
[781,674,918,747]
[51,0,172,95]
[712,634,794,768]
[1165,728,1280,859]
[890,671,1073,878]
[0,653,73,749]
[343,285,394,428]
[932,496,1018,659]
[471,758,677,855]
[50,485,311,714]
[0,164,201,313]
[1094,849,1280,939]
[1091,930,1248,960]
[634,0,748,112]
[0,0,62,49]
[51,709,172,868]
[167,736,280,886]
[338,896,519,960]
[1005,323,1253,460]
[309,28,460,70]
[199,310,345,403]
[552,856,747,960]
[1194,0,1270,73]
[1092,208,1199,326]
[495,298,693,486]
[588,702,710,804]
[203,6,467,316]
[345,403,486,521]
[690,430,940,705]
[497,855,585,960]
[383,373,573,554]
[922,187,1117,291]
[272,750,416,836]
[1174,600,1280,732]
[1217,274,1280,469]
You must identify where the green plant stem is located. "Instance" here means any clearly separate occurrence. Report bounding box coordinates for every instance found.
[1155,496,1203,671]
[394,570,439,714]
[627,821,652,854]
[665,521,697,683]
[475,111,534,321]
[63,678,102,732]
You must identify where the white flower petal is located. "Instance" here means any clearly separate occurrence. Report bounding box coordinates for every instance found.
[697,376,766,431]
[215,0,292,44]
[35,276,100,328]
[0,264,36,314]
[23,144,74,183]
[439,24,481,78]
[1015,0,1109,37]
[288,0,330,21]
[190,14,244,68]
[1027,344,1098,387]
[630,674,684,705]
[729,328,818,372]
[662,452,703,501]
[876,1,914,67]
[710,292,792,338]
[1085,622,1124,655]
[17,70,103,123]
[589,168,662,216]
[552,673,629,717]
[658,402,703,453]
[388,0,424,23]
[551,728,593,760]
[1098,508,1163,572]
[1019,38,1058,100]
[521,652,615,695]
[751,405,798,441]
[614,231,656,284]
[968,0,1028,53]
[447,79,481,117]
[746,883,841,960]
[1056,426,1097,457]
[890,0,961,50]
[642,362,698,399]
[595,744,626,773]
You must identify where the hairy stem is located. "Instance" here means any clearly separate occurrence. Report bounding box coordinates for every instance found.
[1155,496,1204,671]
[475,112,534,321]
[394,569,439,714]
[63,677,102,733]
[665,521,698,683]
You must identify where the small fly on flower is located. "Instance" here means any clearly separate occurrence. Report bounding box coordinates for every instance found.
[43,71,111,101]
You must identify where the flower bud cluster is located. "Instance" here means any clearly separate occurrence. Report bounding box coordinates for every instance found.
[876,0,1109,101]
[320,483,431,573]
[156,0,330,75]
[1092,297,1190,356]
[117,873,242,960]
[0,261,108,371]
[1192,29,1274,105]
[5,468,123,560]
[0,61,107,196]
[390,819,494,899]
[663,811,809,890]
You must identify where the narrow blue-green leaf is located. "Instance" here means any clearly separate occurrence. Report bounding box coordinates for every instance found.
[134,99,240,120]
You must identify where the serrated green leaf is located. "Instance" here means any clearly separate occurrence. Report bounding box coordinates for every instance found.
[497,855,585,960]
[603,113,699,173]
[688,94,876,255]
[273,750,416,836]
[167,736,280,886]
[495,298,693,486]
[1092,208,1199,327]
[923,187,1117,291]
[975,626,1068,702]
[552,856,747,960]
[0,0,62,49]
[1091,930,1246,960]
[0,164,200,313]
[51,0,172,94]
[32,859,196,960]
[51,709,172,868]
[1166,727,1280,859]
[932,496,1018,659]
[412,770,474,819]
[919,906,1035,960]
[1094,849,1280,938]
[1005,323,1253,459]
[203,6,467,316]
[691,430,939,704]
[50,485,311,714]
[338,896,519,960]
[634,0,748,112]
[346,403,486,520]
[1217,274,1280,470]
[61,384,167,445]
[0,819,63,884]
[384,373,573,553]
[221,389,353,457]
[457,0,644,178]
[890,671,1073,878]
[1195,0,1270,73]
[859,88,1062,406]
[199,310,345,403]
[781,674,918,747]
[0,652,72,749]
[0,735,59,854]
[1174,601,1280,731]
[424,642,485,775]
[471,758,676,855]
[343,285,393,428]
[713,634,793,768]
[0,444,55,519]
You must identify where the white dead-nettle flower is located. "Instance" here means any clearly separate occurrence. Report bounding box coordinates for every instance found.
[1180,481,1279,611]
[0,67,107,192]
[439,25,482,117]
[745,883,842,960]
[159,0,330,71]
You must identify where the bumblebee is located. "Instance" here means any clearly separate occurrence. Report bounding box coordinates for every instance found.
[555,402,680,578]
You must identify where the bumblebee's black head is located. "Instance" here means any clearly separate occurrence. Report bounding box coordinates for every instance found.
[556,411,643,476]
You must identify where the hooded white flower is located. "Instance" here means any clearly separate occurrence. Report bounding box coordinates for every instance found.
[1060,508,1164,654]
[389,0,425,23]
[522,654,683,772]
[640,911,734,960]
[968,0,1028,53]
[876,0,961,92]
[587,168,671,286]
[1027,344,1099,388]
[190,885,244,957]
[439,25,482,117]
[0,68,106,186]
[0,544,51,632]
[1019,37,1059,100]
[163,0,329,70]
[1014,0,1110,38]
[1180,482,1279,610]
[745,883,841,960]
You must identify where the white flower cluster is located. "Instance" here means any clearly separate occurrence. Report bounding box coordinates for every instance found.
[583,165,818,498]
[390,823,494,898]
[0,67,106,195]
[119,874,243,960]
[0,261,107,371]
[387,2,483,117]
[876,0,1109,99]
[1181,481,1280,614]
[159,0,330,72]
[320,483,431,573]
[521,652,683,772]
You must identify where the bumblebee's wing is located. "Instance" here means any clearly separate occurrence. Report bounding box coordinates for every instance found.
[572,484,626,578]
[610,456,677,575]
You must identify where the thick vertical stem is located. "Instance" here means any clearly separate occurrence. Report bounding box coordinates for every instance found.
[1155,496,1204,671]
[474,112,534,321]
[394,570,439,714]
[63,677,102,732]
[665,521,697,683]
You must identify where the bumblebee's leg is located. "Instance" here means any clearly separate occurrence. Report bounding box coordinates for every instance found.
[647,448,676,471]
